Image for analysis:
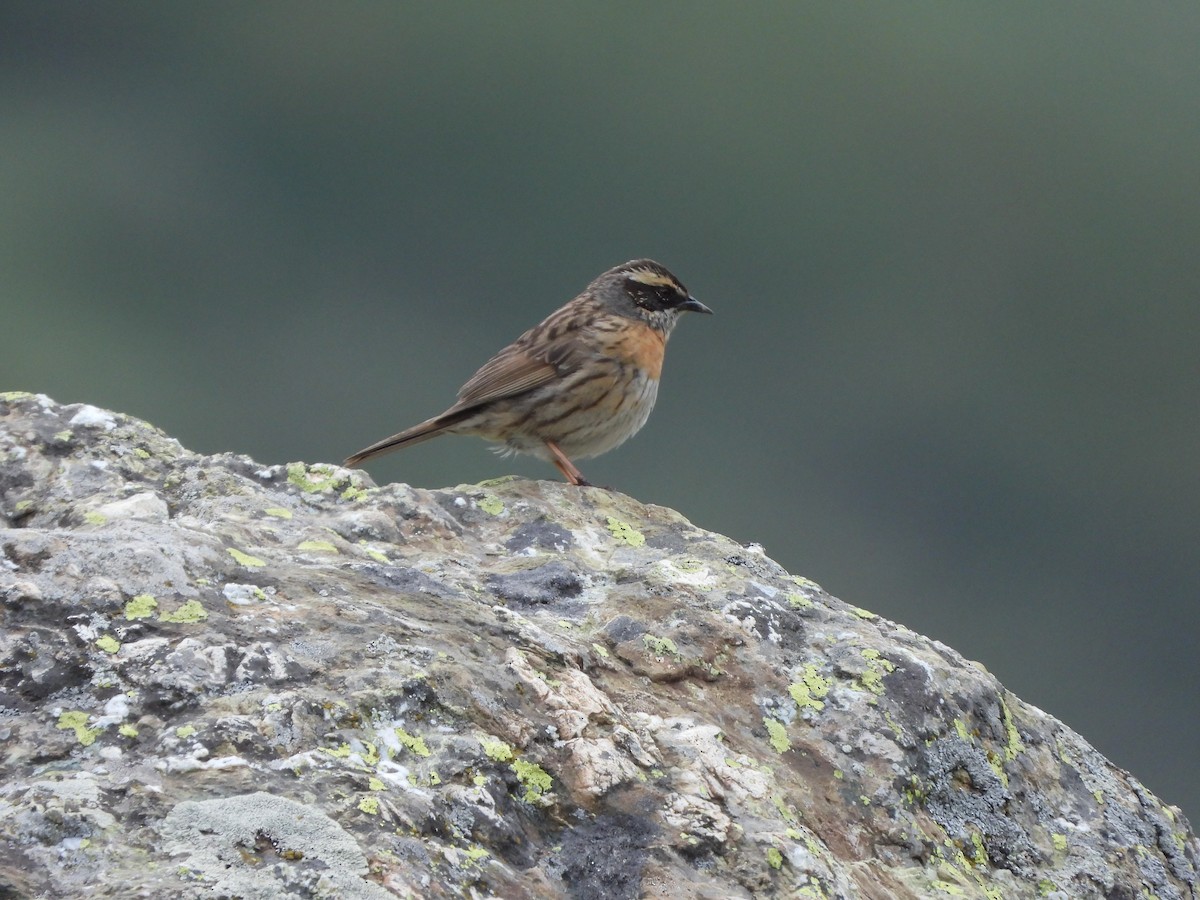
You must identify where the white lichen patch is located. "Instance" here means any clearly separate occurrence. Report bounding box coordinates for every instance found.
[68,405,117,430]
[94,492,169,522]
[222,582,270,606]
[655,558,717,588]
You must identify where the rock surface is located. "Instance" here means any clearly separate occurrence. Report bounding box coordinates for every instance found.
[0,392,1195,899]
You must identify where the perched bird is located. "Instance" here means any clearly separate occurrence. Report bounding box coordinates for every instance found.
[344,259,711,486]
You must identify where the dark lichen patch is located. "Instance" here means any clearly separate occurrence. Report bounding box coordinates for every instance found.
[920,736,1034,874]
[601,615,649,645]
[359,564,461,599]
[487,562,584,608]
[505,517,574,553]
[550,812,656,900]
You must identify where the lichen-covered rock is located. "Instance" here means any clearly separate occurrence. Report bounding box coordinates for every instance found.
[0,392,1196,899]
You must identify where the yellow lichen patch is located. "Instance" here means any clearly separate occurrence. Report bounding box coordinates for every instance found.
[159,600,208,624]
[227,548,266,568]
[361,544,390,564]
[57,711,101,746]
[95,635,120,654]
[606,517,645,547]
[642,634,679,657]
[857,649,895,695]
[481,738,514,762]
[764,717,791,753]
[511,759,553,803]
[395,728,431,757]
[789,663,832,712]
[124,594,158,620]
[787,592,813,609]
[463,846,490,866]
[287,462,341,493]
[357,796,380,815]
[297,540,338,553]
[477,494,504,515]
[1000,698,1025,761]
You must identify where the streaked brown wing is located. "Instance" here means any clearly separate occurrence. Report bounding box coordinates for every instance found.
[455,343,559,406]
[454,302,588,407]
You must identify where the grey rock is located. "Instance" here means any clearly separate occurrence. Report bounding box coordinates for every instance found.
[0,392,1196,899]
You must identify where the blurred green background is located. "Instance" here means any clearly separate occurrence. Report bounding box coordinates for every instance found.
[3,4,1197,817]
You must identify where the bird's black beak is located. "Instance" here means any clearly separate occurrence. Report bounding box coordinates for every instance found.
[681,296,713,315]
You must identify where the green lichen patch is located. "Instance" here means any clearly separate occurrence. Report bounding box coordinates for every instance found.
[764,717,791,753]
[287,462,342,493]
[850,606,877,620]
[476,475,518,488]
[463,845,490,865]
[83,510,108,526]
[395,728,431,757]
[789,663,833,712]
[176,725,197,739]
[766,846,784,870]
[477,494,505,515]
[1000,698,1025,761]
[969,831,988,865]
[340,486,369,502]
[642,634,679,657]
[361,545,390,564]
[480,738,514,762]
[368,777,385,791]
[606,517,645,547]
[857,649,895,695]
[511,759,553,803]
[297,540,338,553]
[95,635,121,654]
[124,594,158,620]
[227,548,266,568]
[159,600,208,624]
[118,724,139,738]
[264,507,292,519]
[57,711,101,746]
[787,592,814,609]
[357,796,380,815]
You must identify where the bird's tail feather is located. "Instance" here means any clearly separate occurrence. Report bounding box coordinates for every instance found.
[343,407,478,468]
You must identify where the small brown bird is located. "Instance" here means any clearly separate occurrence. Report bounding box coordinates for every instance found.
[344,259,711,486]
